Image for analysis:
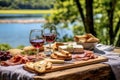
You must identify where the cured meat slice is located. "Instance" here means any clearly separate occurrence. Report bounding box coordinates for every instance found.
[0,55,29,66]
[72,50,98,61]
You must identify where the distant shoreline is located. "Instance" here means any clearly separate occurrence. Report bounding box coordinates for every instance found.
[0,10,55,14]
[0,19,46,23]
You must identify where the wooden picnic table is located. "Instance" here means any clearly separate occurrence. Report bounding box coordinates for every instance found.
[0,48,119,80]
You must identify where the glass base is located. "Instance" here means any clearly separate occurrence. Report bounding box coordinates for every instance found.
[44,43,53,56]
[44,50,52,56]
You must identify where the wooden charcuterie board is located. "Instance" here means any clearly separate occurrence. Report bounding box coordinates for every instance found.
[46,56,107,72]
[24,56,108,74]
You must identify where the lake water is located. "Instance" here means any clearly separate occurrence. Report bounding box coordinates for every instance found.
[0,23,73,47]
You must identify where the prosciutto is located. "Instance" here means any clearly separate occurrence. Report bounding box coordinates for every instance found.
[0,52,47,66]
[72,50,98,61]
[0,55,29,66]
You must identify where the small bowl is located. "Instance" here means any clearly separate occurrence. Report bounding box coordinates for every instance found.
[77,42,97,50]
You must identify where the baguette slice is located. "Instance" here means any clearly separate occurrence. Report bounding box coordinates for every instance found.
[34,65,46,73]
[54,51,67,57]
[25,62,35,71]
[50,53,65,60]
[50,53,72,61]
[46,61,52,69]
[60,50,70,55]
[86,37,99,43]
[34,60,48,73]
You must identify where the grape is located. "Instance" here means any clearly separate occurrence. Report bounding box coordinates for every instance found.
[0,51,12,61]
[0,51,4,55]
[6,52,10,55]
[1,56,7,61]
[6,55,12,59]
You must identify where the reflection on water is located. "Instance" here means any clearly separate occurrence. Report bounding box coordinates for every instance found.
[0,14,73,47]
[0,14,45,18]
[0,23,73,47]
[0,14,46,20]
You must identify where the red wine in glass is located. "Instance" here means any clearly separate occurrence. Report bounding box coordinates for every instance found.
[29,29,44,61]
[43,33,56,43]
[30,39,44,48]
[43,23,57,55]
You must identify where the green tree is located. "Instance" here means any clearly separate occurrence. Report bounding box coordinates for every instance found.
[75,0,96,36]
[0,0,55,9]
[93,0,120,46]
[46,0,120,46]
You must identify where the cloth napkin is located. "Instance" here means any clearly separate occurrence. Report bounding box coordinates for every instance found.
[95,44,120,80]
[103,51,120,80]
[0,64,35,80]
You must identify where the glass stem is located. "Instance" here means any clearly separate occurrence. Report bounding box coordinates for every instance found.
[36,48,39,60]
[49,42,51,52]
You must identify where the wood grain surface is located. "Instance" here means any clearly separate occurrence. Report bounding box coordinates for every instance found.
[45,56,108,73]
[24,56,108,74]
[33,64,115,80]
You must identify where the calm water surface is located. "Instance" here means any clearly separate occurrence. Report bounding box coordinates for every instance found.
[0,23,73,47]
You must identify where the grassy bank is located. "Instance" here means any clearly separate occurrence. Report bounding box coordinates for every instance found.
[0,9,55,14]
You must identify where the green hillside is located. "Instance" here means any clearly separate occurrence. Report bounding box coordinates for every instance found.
[0,0,55,9]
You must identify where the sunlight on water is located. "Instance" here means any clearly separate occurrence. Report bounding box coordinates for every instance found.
[0,23,73,47]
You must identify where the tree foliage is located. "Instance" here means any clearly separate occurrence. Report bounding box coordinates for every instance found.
[46,0,120,46]
[0,44,12,51]
[0,0,55,9]
[93,0,120,46]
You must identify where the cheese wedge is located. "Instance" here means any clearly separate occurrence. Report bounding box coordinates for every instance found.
[44,58,65,64]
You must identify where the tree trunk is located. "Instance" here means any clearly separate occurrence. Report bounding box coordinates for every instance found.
[85,0,96,36]
[114,17,120,35]
[115,18,120,46]
[74,0,86,29]
[107,0,116,44]
[116,33,120,47]
[74,0,96,36]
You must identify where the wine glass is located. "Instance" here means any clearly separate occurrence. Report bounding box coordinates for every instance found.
[29,29,44,60]
[43,23,57,55]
